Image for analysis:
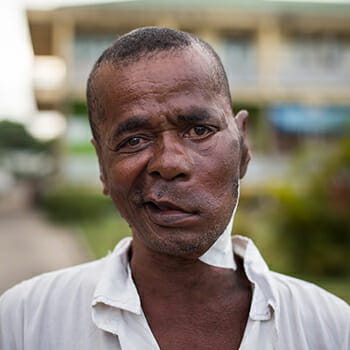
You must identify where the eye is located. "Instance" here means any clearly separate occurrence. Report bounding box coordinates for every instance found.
[112,135,151,153]
[127,136,142,146]
[185,125,215,139]
[192,126,207,136]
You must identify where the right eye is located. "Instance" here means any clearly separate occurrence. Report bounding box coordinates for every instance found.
[114,135,152,153]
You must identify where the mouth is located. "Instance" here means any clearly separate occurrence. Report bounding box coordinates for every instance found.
[143,200,198,226]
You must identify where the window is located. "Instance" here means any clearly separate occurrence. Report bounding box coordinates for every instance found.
[279,33,350,86]
[72,33,119,90]
[218,35,258,87]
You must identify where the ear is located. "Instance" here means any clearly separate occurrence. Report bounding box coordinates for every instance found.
[234,110,251,179]
[91,138,109,196]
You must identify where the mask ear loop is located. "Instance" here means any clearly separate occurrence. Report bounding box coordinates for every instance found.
[198,181,240,270]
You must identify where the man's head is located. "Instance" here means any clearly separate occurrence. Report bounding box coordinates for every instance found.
[86,27,250,259]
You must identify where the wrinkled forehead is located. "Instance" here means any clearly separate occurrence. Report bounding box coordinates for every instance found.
[93,45,223,103]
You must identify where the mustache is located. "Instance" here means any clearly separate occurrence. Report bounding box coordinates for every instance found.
[129,180,239,211]
[130,183,191,205]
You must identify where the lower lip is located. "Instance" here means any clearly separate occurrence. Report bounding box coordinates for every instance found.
[144,204,197,226]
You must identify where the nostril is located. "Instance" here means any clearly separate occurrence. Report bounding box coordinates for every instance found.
[174,173,186,179]
[149,169,187,181]
[151,170,161,177]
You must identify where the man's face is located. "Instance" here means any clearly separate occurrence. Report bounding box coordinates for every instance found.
[93,47,246,258]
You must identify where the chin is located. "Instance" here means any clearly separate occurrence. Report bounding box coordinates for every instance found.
[142,229,221,259]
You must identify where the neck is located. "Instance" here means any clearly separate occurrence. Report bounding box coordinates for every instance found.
[130,236,238,300]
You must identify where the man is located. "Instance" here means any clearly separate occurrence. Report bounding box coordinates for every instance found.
[0,27,349,350]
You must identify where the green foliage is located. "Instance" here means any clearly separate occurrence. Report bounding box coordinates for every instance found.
[64,142,95,155]
[270,139,350,277]
[38,185,115,222]
[233,189,292,273]
[70,100,88,116]
[0,120,51,151]
[38,184,131,257]
[80,215,131,258]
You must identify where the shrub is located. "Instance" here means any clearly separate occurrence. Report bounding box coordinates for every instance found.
[38,185,115,222]
[0,120,51,152]
[271,139,350,277]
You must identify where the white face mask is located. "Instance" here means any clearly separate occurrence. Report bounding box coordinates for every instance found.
[198,182,239,270]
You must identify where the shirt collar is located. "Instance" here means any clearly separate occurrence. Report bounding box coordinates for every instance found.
[91,237,141,335]
[198,211,237,270]
[232,235,278,321]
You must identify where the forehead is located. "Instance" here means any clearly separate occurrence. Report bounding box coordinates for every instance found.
[93,47,230,128]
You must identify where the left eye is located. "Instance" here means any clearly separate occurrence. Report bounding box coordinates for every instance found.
[127,137,142,146]
[185,125,213,138]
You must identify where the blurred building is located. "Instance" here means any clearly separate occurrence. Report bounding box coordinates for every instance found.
[26,0,350,152]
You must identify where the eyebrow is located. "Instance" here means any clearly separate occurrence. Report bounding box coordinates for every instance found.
[112,116,152,139]
[111,108,215,140]
[177,109,213,124]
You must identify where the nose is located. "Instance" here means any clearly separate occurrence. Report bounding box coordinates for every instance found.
[147,133,193,181]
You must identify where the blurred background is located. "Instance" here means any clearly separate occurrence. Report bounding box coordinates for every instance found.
[0,0,349,301]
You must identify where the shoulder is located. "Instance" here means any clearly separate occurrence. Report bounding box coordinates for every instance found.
[270,271,350,348]
[233,235,349,348]
[271,271,349,313]
[1,257,105,306]
[0,258,106,349]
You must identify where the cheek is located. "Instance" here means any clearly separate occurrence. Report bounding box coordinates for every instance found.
[196,135,240,185]
[105,155,147,212]
[192,141,240,218]
[200,161,237,202]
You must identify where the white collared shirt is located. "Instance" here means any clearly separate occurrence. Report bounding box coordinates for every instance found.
[1,236,349,350]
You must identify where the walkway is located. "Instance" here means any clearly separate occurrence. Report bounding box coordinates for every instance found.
[0,185,92,295]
